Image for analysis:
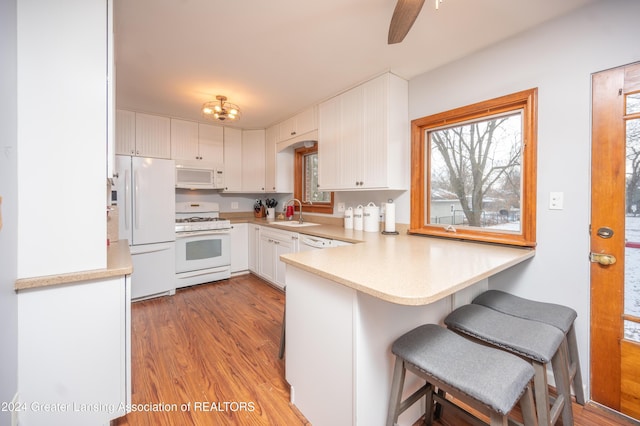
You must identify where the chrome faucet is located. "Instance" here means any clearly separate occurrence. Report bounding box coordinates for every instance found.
[285,198,304,224]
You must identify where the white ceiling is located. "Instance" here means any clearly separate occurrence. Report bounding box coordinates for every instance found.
[114,0,596,130]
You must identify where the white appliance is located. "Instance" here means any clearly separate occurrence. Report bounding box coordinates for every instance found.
[115,155,176,300]
[175,202,231,288]
[175,161,224,190]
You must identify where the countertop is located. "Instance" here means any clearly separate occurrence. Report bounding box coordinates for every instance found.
[14,240,133,291]
[250,218,535,306]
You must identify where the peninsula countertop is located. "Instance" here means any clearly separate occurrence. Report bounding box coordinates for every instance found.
[15,240,133,291]
[272,221,534,306]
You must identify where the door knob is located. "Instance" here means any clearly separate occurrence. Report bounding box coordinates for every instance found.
[589,252,617,265]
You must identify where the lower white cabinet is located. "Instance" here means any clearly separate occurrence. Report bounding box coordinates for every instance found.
[248,224,261,273]
[230,223,249,274]
[258,228,299,289]
[17,275,131,426]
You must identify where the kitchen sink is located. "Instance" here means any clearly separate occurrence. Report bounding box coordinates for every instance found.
[273,222,321,227]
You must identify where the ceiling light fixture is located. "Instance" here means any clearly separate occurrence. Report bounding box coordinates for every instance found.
[202,95,240,122]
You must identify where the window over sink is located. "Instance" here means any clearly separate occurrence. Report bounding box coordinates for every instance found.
[294,143,334,214]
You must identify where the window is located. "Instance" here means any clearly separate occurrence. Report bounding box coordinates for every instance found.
[294,144,334,213]
[410,88,537,247]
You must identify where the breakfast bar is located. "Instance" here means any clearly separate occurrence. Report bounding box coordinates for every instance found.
[280,233,534,426]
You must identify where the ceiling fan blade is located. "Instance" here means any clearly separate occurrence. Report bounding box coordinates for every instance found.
[388,0,426,44]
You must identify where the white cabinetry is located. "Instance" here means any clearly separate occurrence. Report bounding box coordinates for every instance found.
[265,125,294,193]
[198,123,224,163]
[170,118,199,160]
[134,113,171,158]
[170,119,224,164]
[17,276,131,425]
[279,105,318,142]
[242,129,266,192]
[248,224,261,273]
[223,127,243,191]
[115,109,136,157]
[230,223,249,275]
[259,228,299,289]
[116,110,171,158]
[318,73,408,191]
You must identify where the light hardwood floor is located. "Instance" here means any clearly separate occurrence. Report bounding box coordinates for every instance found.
[114,274,637,426]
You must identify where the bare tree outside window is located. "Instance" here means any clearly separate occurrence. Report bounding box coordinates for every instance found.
[626,94,640,215]
[410,88,537,247]
[429,112,523,232]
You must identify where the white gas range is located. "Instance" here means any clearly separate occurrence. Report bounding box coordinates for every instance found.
[175,202,231,288]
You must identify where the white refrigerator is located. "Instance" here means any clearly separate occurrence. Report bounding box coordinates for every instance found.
[115,155,176,300]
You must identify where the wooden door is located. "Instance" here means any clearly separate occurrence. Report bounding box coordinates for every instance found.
[591,62,640,419]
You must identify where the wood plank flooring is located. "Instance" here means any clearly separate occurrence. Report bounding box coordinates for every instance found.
[114,274,637,426]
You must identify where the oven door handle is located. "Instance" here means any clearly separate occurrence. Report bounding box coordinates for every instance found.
[176,229,231,238]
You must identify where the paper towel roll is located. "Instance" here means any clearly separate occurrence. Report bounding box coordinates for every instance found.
[384,201,396,233]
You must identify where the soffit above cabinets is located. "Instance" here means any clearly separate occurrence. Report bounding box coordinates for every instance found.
[114,0,596,130]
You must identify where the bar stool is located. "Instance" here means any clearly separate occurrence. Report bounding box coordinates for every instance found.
[445,304,573,426]
[387,324,538,426]
[472,289,585,405]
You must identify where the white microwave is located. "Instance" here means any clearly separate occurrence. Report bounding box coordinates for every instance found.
[175,162,224,189]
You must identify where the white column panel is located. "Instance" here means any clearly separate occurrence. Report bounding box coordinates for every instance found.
[17,0,107,277]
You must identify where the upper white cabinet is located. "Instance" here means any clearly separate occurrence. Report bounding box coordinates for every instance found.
[198,123,224,164]
[115,109,136,157]
[170,118,199,160]
[170,119,224,164]
[116,110,171,159]
[242,129,266,192]
[223,127,243,191]
[134,113,171,158]
[265,125,294,193]
[318,73,409,191]
[279,105,318,143]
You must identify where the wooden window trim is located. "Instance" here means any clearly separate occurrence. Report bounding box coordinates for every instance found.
[409,88,538,247]
[294,145,334,214]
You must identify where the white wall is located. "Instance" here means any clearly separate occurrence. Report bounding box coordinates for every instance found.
[0,0,19,421]
[17,0,107,278]
[407,0,640,398]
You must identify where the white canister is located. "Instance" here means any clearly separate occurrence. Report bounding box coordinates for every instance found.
[354,205,364,231]
[344,207,353,229]
[363,202,380,232]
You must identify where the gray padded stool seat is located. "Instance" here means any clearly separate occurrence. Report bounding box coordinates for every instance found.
[445,304,573,426]
[387,324,537,426]
[473,289,585,404]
